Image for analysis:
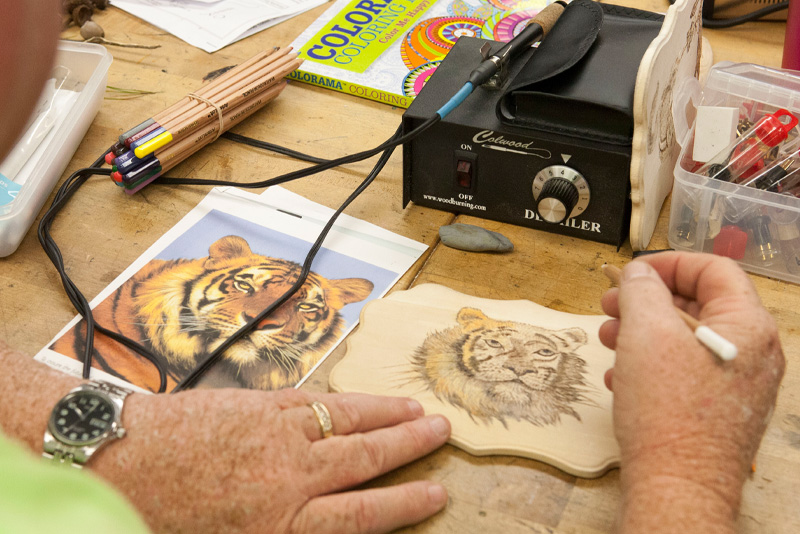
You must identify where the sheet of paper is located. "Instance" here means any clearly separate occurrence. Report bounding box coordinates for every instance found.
[36,186,427,394]
[111,0,329,53]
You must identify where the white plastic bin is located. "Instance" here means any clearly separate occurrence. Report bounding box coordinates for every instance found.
[669,62,800,283]
[0,41,111,257]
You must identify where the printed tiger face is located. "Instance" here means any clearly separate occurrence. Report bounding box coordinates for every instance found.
[410,307,591,426]
[458,308,583,392]
[53,235,374,392]
[183,237,374,389]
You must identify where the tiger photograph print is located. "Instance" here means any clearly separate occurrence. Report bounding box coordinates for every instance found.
[50,235,374,392]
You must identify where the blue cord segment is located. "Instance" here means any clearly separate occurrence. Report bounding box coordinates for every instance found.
[436,82,474,119]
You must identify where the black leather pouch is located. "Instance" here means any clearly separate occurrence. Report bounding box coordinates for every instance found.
[498,0,664,146]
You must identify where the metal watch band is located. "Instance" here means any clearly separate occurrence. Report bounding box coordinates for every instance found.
[45,448,80,468]
[43,380,133,468]
[86,379,134,401]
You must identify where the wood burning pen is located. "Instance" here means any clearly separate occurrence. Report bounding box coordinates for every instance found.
[467,1,567,87]
[435,1,567,119]
[602,264,738,362]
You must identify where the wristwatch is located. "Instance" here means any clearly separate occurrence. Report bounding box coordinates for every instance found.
[43,380,133,468]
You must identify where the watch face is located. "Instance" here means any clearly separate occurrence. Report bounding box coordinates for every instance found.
[49,391,117,446]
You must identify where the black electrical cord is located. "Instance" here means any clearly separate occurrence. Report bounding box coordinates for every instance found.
[38,156,170,393]
[170,118,444,389]
[703,2,788,28]
[36,0,560,394]
[667,0,788,28]
[38,165,105,373]
[39,116,440,394]
[173,126,402,391]
[156,116,440,189]
[221,131,329,165]
[37,0,567,394]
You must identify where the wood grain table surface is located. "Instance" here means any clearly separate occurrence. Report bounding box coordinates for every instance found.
[1,1,797,532]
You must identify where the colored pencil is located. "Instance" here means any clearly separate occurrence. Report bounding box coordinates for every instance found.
[117,49,278,147]
[153,54,299,143]
[120,81,288,193]
[119,48,290,150]
[110,48,299,191]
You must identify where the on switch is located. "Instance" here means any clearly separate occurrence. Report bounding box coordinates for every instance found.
[453,150,477,190]
[456,160,472,188]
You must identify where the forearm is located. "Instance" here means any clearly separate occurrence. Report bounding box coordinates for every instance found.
[618,453,743,534]
[618,476,738,534]
[0,342,82,452]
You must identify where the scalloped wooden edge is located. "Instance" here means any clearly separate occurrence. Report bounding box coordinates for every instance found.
[629,0,703,250]
[329,284,620,478]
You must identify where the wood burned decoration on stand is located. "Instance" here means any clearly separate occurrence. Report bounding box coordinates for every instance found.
[629,0,703,250]
[329,284,620,478]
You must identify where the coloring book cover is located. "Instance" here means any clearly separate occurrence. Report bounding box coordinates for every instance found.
[288,0,557,108]
[35,187,427,394]
[330,284,620,477]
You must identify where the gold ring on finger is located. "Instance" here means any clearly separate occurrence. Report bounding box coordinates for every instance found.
[309,401,334,439]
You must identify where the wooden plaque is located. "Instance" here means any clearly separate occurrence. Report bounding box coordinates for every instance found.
[629,0,703,250]
[330,284,620,478]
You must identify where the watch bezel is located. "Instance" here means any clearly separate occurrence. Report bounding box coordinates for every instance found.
[47,387,121,447]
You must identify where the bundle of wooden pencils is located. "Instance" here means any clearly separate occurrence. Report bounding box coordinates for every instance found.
[106,47,301,193]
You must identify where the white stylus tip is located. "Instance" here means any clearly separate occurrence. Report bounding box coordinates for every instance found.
[694,325,738,361]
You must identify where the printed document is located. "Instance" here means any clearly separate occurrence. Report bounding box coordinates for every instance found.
[111,0,328,53]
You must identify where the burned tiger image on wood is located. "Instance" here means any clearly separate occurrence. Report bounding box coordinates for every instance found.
[410,307,593,426]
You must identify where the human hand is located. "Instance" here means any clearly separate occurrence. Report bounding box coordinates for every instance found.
[598,252,784,530]
[93,387,451,534]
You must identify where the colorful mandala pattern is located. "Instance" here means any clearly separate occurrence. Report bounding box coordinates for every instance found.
[401,16,485,69]
[429,17,484,47]
[399,0,553,95]
[448,0,497,19]
[402,61,442,97]
[401,19,438,70]
[486,0,543,11]
[481,8,541,41]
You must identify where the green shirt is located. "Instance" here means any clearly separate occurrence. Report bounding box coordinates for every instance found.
[0,430,150,534]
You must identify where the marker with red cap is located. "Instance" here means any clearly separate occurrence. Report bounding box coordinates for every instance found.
[115,165,162,189]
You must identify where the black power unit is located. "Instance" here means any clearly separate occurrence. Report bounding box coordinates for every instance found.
[402,1,664,247]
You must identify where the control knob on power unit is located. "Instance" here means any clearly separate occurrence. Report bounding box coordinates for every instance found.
[532,165,590,224]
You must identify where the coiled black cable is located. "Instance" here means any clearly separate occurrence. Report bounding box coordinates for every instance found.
[38,157,170,392]
[173,126,402,391]
[39,116,439,393]
[157,116,439,189]
[221,132,329,165]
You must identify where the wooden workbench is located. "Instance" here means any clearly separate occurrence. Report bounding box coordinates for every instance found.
[1,1,797,532]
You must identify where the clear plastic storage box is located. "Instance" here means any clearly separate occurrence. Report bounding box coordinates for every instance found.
[669,62,800,283]
[0,41,111,257]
